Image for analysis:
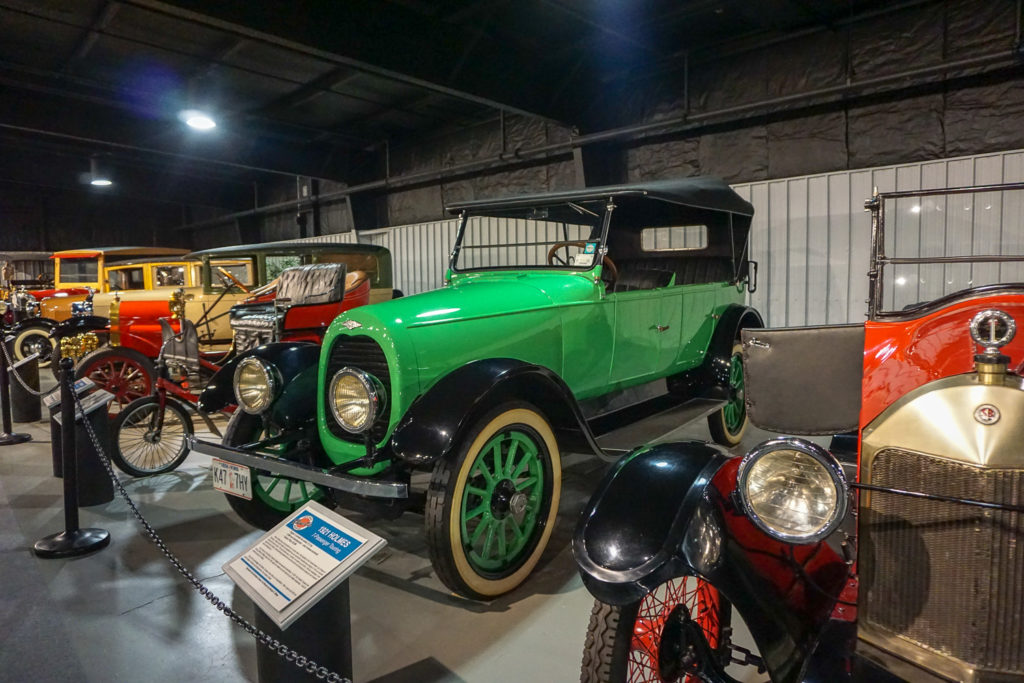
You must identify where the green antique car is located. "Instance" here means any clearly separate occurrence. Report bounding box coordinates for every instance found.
[190,177,762,599]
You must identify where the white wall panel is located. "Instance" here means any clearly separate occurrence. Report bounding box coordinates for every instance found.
[290,149,1024,328]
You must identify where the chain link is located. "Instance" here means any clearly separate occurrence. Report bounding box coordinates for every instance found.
[0,333,47,397]
[69,387,351,683]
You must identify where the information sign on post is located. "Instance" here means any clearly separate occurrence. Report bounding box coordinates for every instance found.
[224,500,386,630]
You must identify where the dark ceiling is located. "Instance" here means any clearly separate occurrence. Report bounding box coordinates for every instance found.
[0,0,894,216]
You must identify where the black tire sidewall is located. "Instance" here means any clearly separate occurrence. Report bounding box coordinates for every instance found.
[111,396,194,477]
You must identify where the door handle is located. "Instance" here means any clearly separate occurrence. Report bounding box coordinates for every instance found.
[655,324,670,333]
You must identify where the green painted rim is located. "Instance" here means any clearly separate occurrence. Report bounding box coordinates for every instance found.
[254,473,323,513]
[460,428,545,574]
[723,351,746,433]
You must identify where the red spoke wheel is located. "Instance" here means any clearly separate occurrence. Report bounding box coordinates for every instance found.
[74,347,156,414]
[581,576,733,683]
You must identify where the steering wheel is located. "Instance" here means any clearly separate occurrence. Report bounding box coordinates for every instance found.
[546,241,618,285]
[216,266,250,293]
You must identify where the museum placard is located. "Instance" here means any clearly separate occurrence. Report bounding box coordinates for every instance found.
[224,500,386,629]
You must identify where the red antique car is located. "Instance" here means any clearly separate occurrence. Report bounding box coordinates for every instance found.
[574,182,1024,683]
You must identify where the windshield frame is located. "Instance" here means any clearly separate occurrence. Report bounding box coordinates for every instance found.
[867,181,1024,320]
[448,198,615,275]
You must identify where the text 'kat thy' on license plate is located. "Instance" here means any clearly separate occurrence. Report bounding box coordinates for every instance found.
[212,458,252,500]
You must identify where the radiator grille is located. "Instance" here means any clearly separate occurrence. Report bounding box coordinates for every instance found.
[861,448,1024,674]
[323,335,391,444]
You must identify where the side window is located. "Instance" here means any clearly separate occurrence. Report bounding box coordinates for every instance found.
[640,225,708,251]
[109,267,145,290]
[153,265,185,287]
[266,255,302,280]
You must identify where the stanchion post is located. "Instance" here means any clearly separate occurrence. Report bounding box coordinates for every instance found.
[33,357,110,558]
[0,326,31,446]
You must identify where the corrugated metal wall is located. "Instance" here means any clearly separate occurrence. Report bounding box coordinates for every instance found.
[291,148,1024,327]
[733,149,1024,326]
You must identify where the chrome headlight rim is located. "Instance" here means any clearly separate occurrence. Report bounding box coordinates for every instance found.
[736,437,848,544]
[232,356,279,415]
[328,367,382,434]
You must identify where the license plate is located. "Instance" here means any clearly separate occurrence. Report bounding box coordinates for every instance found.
[211,458,252,500]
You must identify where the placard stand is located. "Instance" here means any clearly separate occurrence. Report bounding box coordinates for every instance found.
[33,358,110,558]
[254,582,353,683]
[223,501,385,682]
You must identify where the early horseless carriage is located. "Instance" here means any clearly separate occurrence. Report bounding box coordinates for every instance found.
[574,182,1024,683]
[109,259,385,476]
[189,177,764,600]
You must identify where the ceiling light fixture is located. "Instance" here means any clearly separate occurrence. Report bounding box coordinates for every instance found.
[90,156,113,187]
[180,109,217,131]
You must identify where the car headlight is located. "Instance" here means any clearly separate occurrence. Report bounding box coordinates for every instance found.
[233,357,278,414]
[329,367,383,433]
[736,437,848,544]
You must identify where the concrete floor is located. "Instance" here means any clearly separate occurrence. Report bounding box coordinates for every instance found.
[0,378,796,683]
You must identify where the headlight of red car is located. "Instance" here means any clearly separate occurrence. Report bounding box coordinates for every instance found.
[737,437,848,544]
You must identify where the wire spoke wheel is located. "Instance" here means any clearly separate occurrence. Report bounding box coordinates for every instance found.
[112,397,193,476]
[14,326,54,367]
[581,576,732,683]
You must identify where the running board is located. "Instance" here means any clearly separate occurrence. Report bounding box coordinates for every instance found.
[594,397,724,452]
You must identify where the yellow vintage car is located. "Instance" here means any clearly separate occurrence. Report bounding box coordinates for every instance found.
[39,247,191,321]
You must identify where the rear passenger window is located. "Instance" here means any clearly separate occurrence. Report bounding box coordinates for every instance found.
[641,225,708,251]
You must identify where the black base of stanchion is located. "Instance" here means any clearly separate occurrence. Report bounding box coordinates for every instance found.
[33,528,111,558]
[0,431,31,446]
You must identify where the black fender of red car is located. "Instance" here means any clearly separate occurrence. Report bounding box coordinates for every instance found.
[389,358,601,467]
[198,341,321,429]
[50,315,110,339]
[574,441,850,683]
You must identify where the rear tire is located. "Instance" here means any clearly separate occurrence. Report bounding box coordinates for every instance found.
[221,411,327,530]
[112,396,193,476]
[580,576,731,683]
[707,342,748,447]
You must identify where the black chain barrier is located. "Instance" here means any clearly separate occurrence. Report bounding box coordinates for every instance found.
[56,381,353,683]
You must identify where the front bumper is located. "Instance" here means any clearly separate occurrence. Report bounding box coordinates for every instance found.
[187,436,408,499]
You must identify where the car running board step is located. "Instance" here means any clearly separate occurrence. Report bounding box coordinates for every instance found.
[594,397,725,452]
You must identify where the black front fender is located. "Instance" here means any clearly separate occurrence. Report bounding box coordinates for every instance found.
[573,440,729,605]
[9,317,58,334]
[575,439,851,683]
[390,358,597,466]
[198,342,320,428]
[51,315,110,339]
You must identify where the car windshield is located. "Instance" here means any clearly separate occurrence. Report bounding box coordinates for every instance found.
[877,184,1024,314]
[452,199,606,272]
[58,257,99,284]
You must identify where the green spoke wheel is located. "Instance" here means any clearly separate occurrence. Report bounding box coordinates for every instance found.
[221,411,327,530]
[708,342,749,447]
[426,402,561,600]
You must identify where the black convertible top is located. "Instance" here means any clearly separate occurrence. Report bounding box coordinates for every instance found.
[446,176,754,217]
[187,240,388,259]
